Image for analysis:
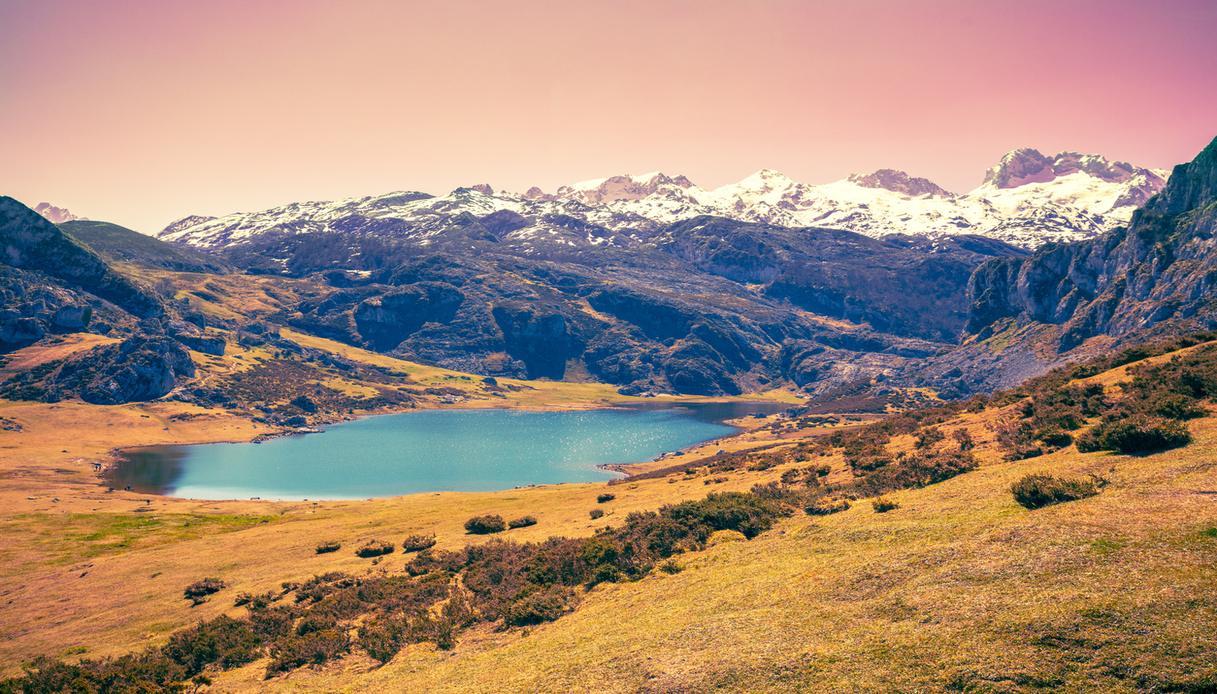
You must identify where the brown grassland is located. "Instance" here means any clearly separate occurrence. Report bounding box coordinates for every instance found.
[1,327,1215,691]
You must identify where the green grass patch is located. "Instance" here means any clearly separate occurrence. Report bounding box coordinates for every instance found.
[1,512,279,566]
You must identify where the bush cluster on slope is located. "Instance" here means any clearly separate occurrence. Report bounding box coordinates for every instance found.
[2,488,804,689]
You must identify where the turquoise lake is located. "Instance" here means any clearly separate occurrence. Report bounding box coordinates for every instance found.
[110,402,785,500]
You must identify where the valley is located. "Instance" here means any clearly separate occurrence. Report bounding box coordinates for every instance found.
[1,130,1216,692]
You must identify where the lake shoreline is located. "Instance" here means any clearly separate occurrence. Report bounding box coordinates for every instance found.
[104,401,787,500]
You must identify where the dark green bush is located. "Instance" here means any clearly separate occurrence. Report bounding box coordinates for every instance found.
[355,540,395,558]
[163,616,261,674]
[872,497,899,513]
[596,493,616,503]
[266,626,350,674]
[502,585,575,626]
[1077,417,1192,454]
[183,577,226,605]
[315,540,340,554]
[508,516,537,529]
[658,559,683,574]
[588,508,605,520]
[402,534,437,552]
[464,514,507,534]
[1010,473,1103,509]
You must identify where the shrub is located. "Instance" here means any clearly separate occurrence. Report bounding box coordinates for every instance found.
[665,492,790,539]
[502,585,575,627]
[952,428,975,450]
[402,534,437,552]
[914,427,945,449]
[596,493,616,503]
[1145,392,1207,420]
[315,541,340,554]
[1010,473,1104,509]
[163,615,260,674]
[588,508,605,520]
[464,514,507,534]
[658,559,683,574]
[266,626,350,674]
[508,516,537,529]
[1077,417,1192,454]
[805,497,851,516]
[355,540,394,558]
[871,497,899,513]
[183,577,226,605]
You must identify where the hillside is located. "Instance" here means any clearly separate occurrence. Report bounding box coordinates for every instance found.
[3,334,1216,691]
[59,220,228,274]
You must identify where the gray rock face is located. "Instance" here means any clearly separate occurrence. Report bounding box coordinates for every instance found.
[0,197,163,320]
[847,169,951,197]
[957,136,1217,383]
[1,336,196,404]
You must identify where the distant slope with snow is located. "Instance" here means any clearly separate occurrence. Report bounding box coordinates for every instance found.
[159,149,1167,250]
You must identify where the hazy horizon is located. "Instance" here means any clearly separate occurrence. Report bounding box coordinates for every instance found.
[3,0,1216,234]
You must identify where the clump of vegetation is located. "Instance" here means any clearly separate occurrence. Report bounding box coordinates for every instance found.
[588,508,605,520]
[315,540,341,554]
[183,577,226,605]
[1010,473,1105,509]
[658,559,683,574]
[355,540,394,558]
[872,497,899,513]
[1077,416,1193,454]
[402,534,437,552]
[596,493,616,503]
[507,516,537,529]
[805,497,851,516]
[464,514,507,534]
[502,585,575,627]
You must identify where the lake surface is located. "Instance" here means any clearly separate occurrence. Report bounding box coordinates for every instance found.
[110,401,786,500]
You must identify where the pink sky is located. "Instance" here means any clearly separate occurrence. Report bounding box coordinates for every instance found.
[2,0,1215,233]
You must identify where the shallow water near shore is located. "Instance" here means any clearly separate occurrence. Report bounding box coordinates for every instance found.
[109,401,786,500]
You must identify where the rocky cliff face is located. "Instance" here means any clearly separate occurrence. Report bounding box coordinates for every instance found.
[950,137,1217,388]
[0,197,164,320]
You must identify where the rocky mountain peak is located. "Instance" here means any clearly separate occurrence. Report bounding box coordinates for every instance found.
[554,172,696,204]
[983,148,1054,188]
[847,169,952,197]
[34,202,82,223]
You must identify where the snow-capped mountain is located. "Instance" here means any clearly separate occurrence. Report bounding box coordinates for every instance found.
[159,150,1167,251]
[34,202,82,223]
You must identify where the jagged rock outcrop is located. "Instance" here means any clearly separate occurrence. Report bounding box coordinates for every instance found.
[353,282,464,350]
[952,136,1217,387]
[0,336,195,404]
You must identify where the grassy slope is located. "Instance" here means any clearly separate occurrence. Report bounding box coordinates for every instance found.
[0,300,792,673]
[195,359,1216,692]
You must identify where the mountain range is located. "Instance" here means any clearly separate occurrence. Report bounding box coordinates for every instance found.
[158,148,1166,251]
[7,140,1214,404]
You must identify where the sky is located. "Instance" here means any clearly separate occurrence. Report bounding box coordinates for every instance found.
[2,0,1216,234]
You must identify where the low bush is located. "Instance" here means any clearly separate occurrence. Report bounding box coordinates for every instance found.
[183,577,226,605]
[805,496,851,516]
[315,541,340,554]
[402,534,436,552]
[464,514,507,534]
[266,625,350,674]
[872,497,899,513]
[502,585,575,627]
[588,508,605,520]
[355,540,395,558]
[163,615,260,674]
[1076,417,1192,454]
[1011,473,1104,509]
[596,493,616,503]
[658,559,683,574]
[507,516,537,529]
